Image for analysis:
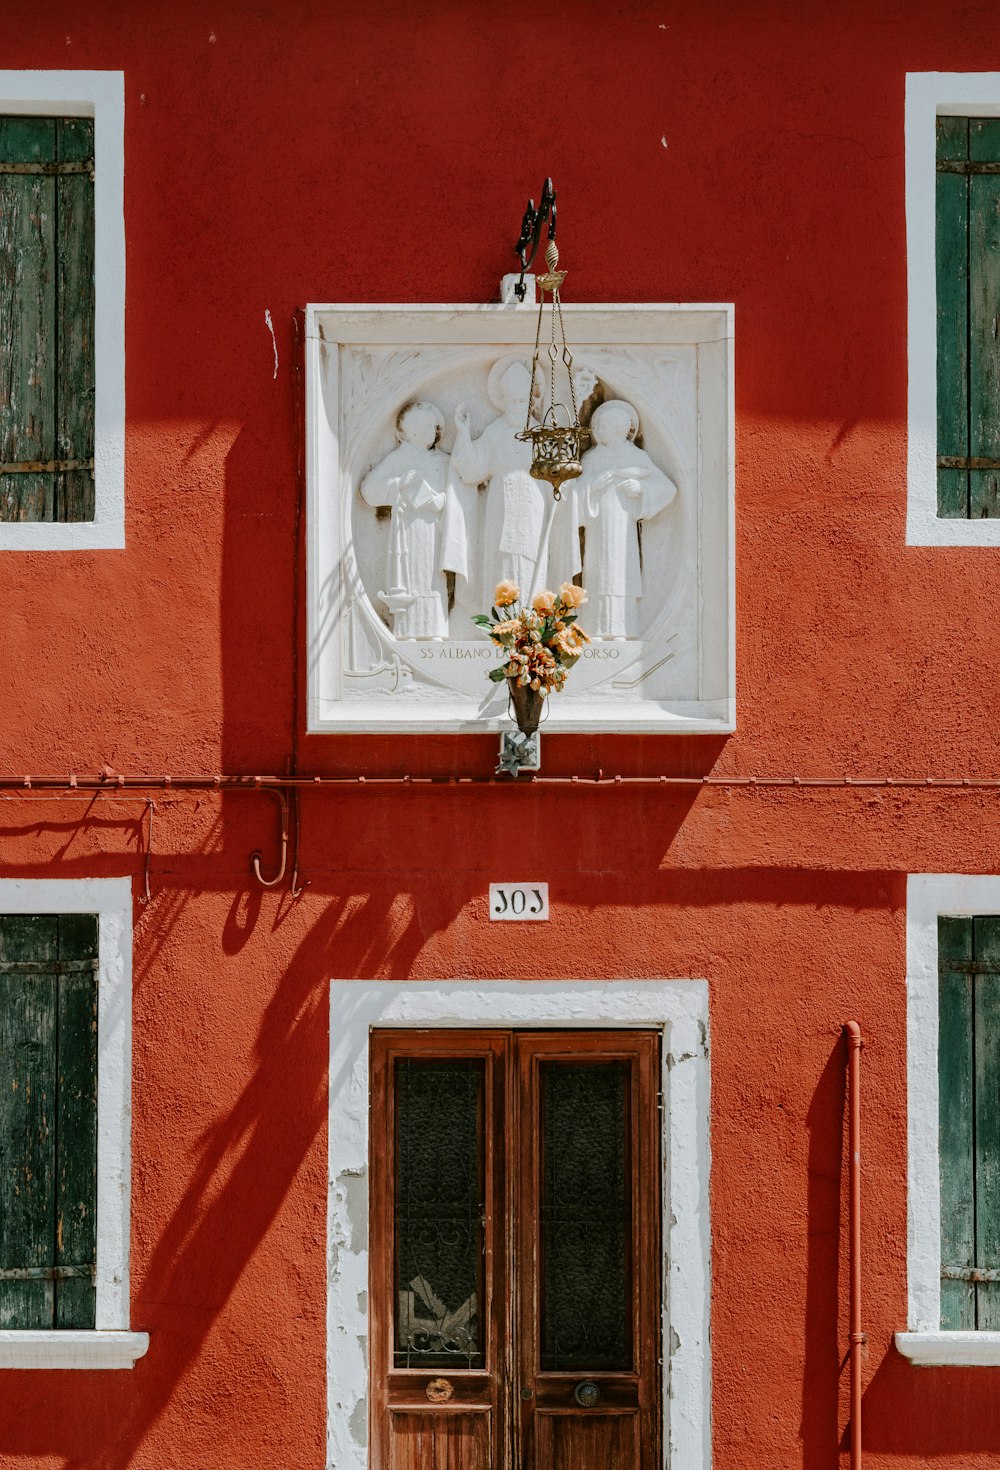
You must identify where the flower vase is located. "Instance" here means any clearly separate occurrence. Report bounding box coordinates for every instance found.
[507,677,544,736]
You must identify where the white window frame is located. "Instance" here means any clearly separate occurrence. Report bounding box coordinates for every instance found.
[897,874,1000,1365]
[327,979,711,1470]
[0,877,147,1369]
[906,72,1000,546]
[0,71,125,550]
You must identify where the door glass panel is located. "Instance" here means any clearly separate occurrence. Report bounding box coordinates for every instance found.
[540,1060,630,1371]
[394,1057,484,1368]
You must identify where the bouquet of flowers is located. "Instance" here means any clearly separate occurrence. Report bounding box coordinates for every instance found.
[474,580,590,710]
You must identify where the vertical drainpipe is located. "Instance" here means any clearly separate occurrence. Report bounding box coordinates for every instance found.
[844,1022,863,1470]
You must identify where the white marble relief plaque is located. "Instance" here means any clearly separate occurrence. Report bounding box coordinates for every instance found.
[306,303,734,733]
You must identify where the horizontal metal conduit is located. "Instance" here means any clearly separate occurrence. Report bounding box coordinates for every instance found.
[3,773,1000,791]
[3,772,997,898]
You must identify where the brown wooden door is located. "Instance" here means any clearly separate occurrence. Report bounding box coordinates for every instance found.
[369,1030,660,1470]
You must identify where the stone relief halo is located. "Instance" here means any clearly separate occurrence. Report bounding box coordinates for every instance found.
[395,399,445,445]
[486,355,541,411]
[590,398,640,441]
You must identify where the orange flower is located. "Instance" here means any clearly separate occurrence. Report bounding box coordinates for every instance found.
[532,589,557,615]
[558,582,587,609]
[494,580,520,607]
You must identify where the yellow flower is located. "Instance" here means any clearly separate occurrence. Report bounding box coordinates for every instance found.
[558,582,587,609]
[494,580,520,607]
[532,589,557,615]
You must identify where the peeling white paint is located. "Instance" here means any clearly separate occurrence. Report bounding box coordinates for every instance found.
[661,135,669,147]
[327,979,711,1470]
[265,308,279,379]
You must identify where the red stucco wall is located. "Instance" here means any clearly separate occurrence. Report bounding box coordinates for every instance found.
[2,1,1000,1466]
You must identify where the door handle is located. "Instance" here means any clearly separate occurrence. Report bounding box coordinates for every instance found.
[573,1380,601,1408]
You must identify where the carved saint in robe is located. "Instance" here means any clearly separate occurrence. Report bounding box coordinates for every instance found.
[578,399,677,639]
[441,357,580,610]
[359,401,450,639]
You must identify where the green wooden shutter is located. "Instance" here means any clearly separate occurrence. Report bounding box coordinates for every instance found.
[939,915,1000,1327]
[0,116,95,523]
[0,914,98,1330]
[936,118,1000,518]
[939,916,976,1327]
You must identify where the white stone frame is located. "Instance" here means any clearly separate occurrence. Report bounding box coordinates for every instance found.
[0,71,125,551]
[896,874,1000,1366]
[0,878,147,1369]
[906,72,1000,546]
[327,979,711,1470]
[305,302,735,734]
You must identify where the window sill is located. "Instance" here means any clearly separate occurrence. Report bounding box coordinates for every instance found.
[0,1330,149,1370]
[904,512,1000,548]
[895,1331,1000,1366]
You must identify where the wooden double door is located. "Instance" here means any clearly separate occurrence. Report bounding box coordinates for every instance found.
[370,1030,661,1470]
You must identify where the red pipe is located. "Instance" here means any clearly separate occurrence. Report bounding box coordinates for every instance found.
[844,1022,863,1470]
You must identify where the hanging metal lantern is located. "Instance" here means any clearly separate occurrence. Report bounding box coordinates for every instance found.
[512,180,588,501]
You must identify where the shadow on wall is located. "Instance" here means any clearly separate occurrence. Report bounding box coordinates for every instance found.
[0,873,436,1470]
[859,1344,1000,1452]
[799,1038,847,1470]
[0,801,910,1466]
[817,1033,1000,1461]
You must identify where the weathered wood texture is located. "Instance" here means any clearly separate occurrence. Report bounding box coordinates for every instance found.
[516,1032,660,1470]
[974,917,1000,1327]
[370,1033,506,1470]
[534,1410,641,1470]
[938,915,1000,1328]
[53,913,98,1329]
[936,118,970,518]
[937,118,1000,518]
[939,916,976,1328]
[388,1411,491,1470]
[969,120,1000,519]
[0,914,97,1330]
[370,1029,660,1470]
[0,116,94,523]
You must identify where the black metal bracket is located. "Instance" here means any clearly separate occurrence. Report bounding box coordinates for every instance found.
[513,178,557,302]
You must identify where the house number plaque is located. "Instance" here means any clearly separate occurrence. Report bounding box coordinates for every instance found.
[489,883,549,920]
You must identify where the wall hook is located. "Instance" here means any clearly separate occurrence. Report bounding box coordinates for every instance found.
[289,786,310,899]
[251,788,288,888]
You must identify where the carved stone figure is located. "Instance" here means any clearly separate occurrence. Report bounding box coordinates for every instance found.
[359,401,450,639]
[578,399,677,639]
[441,357,579,610]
